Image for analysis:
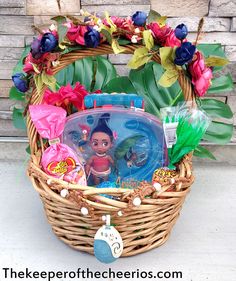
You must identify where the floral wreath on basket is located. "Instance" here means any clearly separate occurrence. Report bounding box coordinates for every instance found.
[12,9,229,98]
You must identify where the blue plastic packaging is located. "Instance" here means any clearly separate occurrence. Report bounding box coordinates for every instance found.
[62,95,168,184]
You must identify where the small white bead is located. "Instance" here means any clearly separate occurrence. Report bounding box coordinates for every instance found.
[47,179,53,186]
[134,28,140,34]
[49,24,57,31]
[133,197,141,207]
[131,35,138,44]
[82,129,87,134]
[93,25,99,31]
[153,182,162,192]
[97,19,102,25]
[102,215,107,221]
[170,178,175,184]
[81,207,89,216]
[118,211,123,217]
[60,189,69,198]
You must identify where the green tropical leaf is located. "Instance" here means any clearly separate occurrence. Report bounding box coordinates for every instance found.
[129,62,183,116]
[158,69,179,87]
[147,9,161,23]
[117,39,131,46]
[205,56,229,67]
[200,98,233,119]
[73,57,94,91]
[159,47,176,70]
[61,46,83,55]
[143,30,154,51]
[207,74,234,94]
[9,87,25,101]
[111,39,126,54]
[203,121,233,144]
[157,16,167,27]
[128,47,152,69]
[193,145,216,160]
[197,43,227,72]
[13,107,26,129]
[25,144,31,154]
[100,28,113,44]
[102,76,137,93]
[41,72,57,91]
[93,56,117,91]
[55,56,117,92]
[34,74,44,94]
[12,45,31,75]
[51,16,67,44]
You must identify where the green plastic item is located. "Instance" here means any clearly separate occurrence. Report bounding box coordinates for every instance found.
[161,103,211,169]
[169,107,210,168]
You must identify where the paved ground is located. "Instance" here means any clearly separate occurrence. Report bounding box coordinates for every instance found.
[0,160,236,281]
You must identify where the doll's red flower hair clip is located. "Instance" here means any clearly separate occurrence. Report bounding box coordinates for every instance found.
[113,131,118,140]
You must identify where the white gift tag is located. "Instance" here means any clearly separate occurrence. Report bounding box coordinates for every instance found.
[163,122,179,148]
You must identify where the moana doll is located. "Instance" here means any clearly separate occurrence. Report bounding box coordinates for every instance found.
[85,113,114,185]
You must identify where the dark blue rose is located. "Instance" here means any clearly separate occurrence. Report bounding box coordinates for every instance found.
[175,23,188,40]
[84,27,100,48]
[31,38,42,59]
[40,32,58,53]
[12,73,29,93]
[174,42,196,66]
[132,11,147,26]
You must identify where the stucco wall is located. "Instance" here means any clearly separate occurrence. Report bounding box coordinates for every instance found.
[0,0,235,140]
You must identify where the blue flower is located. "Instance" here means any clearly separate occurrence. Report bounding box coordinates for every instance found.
[132,11,147,26]
[31,38,42,59]
[174,42,196,66]
[84,27,100,48]
[174,24,188,40]
[12,73,29,93]
[40,32,58,53]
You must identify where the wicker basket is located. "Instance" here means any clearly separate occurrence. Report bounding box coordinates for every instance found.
[27,44,195,257]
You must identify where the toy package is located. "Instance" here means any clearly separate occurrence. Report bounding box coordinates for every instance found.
[29,105,87,185]
[61,94,168,185]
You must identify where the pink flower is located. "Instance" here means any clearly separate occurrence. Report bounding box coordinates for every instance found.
[103,16,125,28]
[164,30,182,47]
[73,82,88,108]
[23,52,59,75]
[147,22,172,46]
[43,82,88,110]
[188,51,213,97]
[66,23,88,45]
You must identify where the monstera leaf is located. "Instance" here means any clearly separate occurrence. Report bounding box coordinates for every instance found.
[55,56,117,92]
[197,43,227,73]
[103,61,183,117]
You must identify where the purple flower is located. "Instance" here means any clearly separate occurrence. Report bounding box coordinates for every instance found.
[40,32,58,53]
[12,73,29,93]
[174,23,188,40]
[31,33,58,59]
[84,27,100,48]
[174,42,196,66]
[31,38,42,59]
[132,11,147,26]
